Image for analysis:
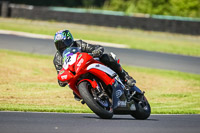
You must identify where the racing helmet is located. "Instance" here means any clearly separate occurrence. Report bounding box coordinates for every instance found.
[54,30,74,53]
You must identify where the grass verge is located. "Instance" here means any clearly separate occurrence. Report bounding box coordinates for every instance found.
[0,17,200,56]
[0,49,200,114]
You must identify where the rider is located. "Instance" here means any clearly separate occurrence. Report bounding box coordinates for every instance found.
[53,30,136,99]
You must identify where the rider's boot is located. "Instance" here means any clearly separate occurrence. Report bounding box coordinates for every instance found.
[118,68,136,88]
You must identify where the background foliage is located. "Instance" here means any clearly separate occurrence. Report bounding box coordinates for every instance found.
[104,0,200,17]
[6,0,106,7]
[5,0,200,18]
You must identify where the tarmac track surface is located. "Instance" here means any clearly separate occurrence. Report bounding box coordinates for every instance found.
[0,34,200,74]
[0,112,200,133]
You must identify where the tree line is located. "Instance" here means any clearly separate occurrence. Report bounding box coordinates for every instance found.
[6,0,200,18]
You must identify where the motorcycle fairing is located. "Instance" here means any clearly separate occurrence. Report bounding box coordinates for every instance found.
[86,63,117,86]
[63,53,77,71]
[111,80,137,112]
[58,68,74,82]
[111,80,126,109]
[75,53,93,74]
[87,63,116,77]
[88,68,115,85]
[86,63,131,110]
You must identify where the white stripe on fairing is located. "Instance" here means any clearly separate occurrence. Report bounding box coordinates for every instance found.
[87,63,116,77]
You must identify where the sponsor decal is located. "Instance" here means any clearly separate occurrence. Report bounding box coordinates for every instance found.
[116,90,122,98]
[114,81,118,88]
[95,64,100,67]
[61,75,68,80]
[77,58,84,67]
[59,70,65,75]
[117,101,126,107]
[77,54,82,60]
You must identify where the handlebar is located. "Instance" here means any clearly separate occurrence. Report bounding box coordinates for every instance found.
[88,53,94,57]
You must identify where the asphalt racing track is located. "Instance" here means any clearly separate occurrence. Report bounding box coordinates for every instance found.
[1,112,200,133]
[0,33,200,133]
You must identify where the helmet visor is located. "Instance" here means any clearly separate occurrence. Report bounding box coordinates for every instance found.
[63,38,73,48]
[55,41,66,53]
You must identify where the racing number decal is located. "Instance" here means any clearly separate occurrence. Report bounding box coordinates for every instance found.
[65,56,71,64]
[63,54,77,69]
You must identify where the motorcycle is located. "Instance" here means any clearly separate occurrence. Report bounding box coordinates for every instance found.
[58,47,151,119]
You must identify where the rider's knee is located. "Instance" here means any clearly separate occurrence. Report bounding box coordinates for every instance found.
[100,54,116,65]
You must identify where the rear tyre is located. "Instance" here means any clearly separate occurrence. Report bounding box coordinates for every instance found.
[78,81,113,119]
[131,96,151,120]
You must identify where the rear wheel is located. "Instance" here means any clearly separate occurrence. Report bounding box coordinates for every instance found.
[131,96,151,120]
[78,81,113,119]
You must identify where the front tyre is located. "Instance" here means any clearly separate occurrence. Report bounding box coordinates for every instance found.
[78,81,113,119]
[131,96,151,120]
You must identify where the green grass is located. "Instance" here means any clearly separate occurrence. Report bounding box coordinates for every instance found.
[0,49,200,114]
[0,18,200,56]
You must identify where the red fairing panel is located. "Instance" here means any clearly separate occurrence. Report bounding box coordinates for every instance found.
[57,68,74,82]
[88,68,115,85]
[75,53,93,74]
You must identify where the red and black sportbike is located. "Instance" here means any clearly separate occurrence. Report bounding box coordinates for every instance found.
[58,47,151,119]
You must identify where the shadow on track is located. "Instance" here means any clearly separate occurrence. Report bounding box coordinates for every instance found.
[83,116,158,121]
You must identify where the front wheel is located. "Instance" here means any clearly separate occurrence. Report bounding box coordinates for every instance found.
[131,96,151,120]
[78,81,113,119]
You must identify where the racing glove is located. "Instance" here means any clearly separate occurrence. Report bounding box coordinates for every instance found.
[92,48,103,57]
